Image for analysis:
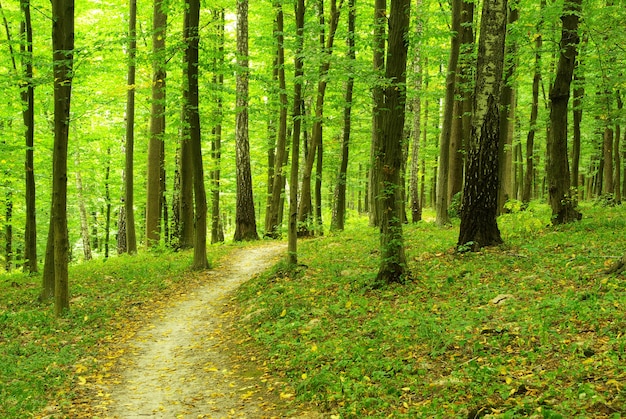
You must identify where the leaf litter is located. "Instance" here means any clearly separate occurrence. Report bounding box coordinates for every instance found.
[65,243,322,419]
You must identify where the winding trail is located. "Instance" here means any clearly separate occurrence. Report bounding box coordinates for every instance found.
[95,243,310,418]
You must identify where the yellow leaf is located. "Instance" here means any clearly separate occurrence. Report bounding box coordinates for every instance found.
[345,300,352,309]
[505,377,512,385]
[302,373,308,379]
[311,344,318,352]
[280,309,287,317]
[78,376,87,385]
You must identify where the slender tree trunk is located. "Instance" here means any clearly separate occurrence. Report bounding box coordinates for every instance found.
[523,4,543,204]
[435,0,462,226]
[297,0,342,236]
[185,0,208,269]
[74,156,92,261]
[210,9,225,244]
[50,0,74,315]
[104,149,111,258]
[571,58,584,199]
[265,1,289,238]
[178,6,194,250]
[603,124,614,195]
[497,6,519,213]
[457,0,507,251]
[369,0,386,227]
[408,0,424,223]
[21,0,37,273]
[124,0,137,254]
[376,0,411,285]
[288,0,305,266]
[615,91,622,203]
[330,0,356,232]
[547,0,582,224]
[146,0,167,246]
[233,0,258,241]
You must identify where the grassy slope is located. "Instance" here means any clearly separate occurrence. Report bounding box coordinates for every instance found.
[234,203,626,418]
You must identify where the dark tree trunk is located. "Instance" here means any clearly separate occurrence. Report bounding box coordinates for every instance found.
[457,0,507,251]
[547,0,582,224]
[331,0,356,232]
[571,56,584,197]
[21,0,37,273]
[376,0,411,285]
[288,0,305,266]
[146,0,167,246]
[210,9,225,244]
[124,0,137,254]
[233,0,259,242]
[50,0,74,315]
[369,0,386,227]
[265,1,289,238]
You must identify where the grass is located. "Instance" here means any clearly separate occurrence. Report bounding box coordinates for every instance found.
[233,203,626,418]
[0,246,230,419]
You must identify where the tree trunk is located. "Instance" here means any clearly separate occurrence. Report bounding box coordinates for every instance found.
[457,0,507,251]
[21,0,37,273]
[369,0,386,227]
[265,1,289,238]
[615,91,622,204]
[376,0,411,285]
[50,0,74,315]
[104,149,111,259]
[497,6,519,213]
[547,0,582,224]
[571,57,584,199]
[74,156,92,261]
[185,0,208,269]
[146,0,167,246]
[408,0,424,224]
[603,125,614,195]
[522,4,543,204]
[124,0,137,254]
[288,0,305,266]
[435,0,462,226]
[233,0,259,242]
[210,9,225,244]
[297,0,341,236]
[330,0,356,232]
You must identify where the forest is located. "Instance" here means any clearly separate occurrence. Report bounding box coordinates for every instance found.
[1,0,626,417]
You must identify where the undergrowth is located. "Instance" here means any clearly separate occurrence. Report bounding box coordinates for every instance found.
[234,203,626,418]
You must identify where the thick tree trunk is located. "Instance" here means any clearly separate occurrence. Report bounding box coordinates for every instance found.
[369,0,386,227]
[288,0,305,266]
[50,0,74,315]
[547,0,582,224]
[124,0,137,254]
[435,0,462,226]
[457,0,507,251]
[331,0,356,232]
[146,0,167,246]
[376,0,411,285]
[233,0,259,242]
[21,0,37,273]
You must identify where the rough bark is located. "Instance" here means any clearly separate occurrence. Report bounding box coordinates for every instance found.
[571,55,584,197]
[376,0,411,285]
[210,9,225,244]
[287,0,305,266]
[409,0,424,223]
[457,0,507,251]
[124,0,137,254]
[146,0,167,246]
[233,0,259,242]
[547,0,582,224]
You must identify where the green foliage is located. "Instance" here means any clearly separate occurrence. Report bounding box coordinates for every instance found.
[234,203,626,417]
[0,247,226,418]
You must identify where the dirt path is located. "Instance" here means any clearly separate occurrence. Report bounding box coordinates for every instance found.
[94,243,312,419]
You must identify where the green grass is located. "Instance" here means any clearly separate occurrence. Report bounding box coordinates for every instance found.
[234,203,626,418]
[0,246,229,419]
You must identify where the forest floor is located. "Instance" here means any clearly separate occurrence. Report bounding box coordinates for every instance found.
[75,243,322,419]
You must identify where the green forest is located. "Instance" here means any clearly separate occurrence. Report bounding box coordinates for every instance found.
[1,0,626,417]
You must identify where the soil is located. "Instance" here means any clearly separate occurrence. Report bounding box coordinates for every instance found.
[87,243,322,419]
